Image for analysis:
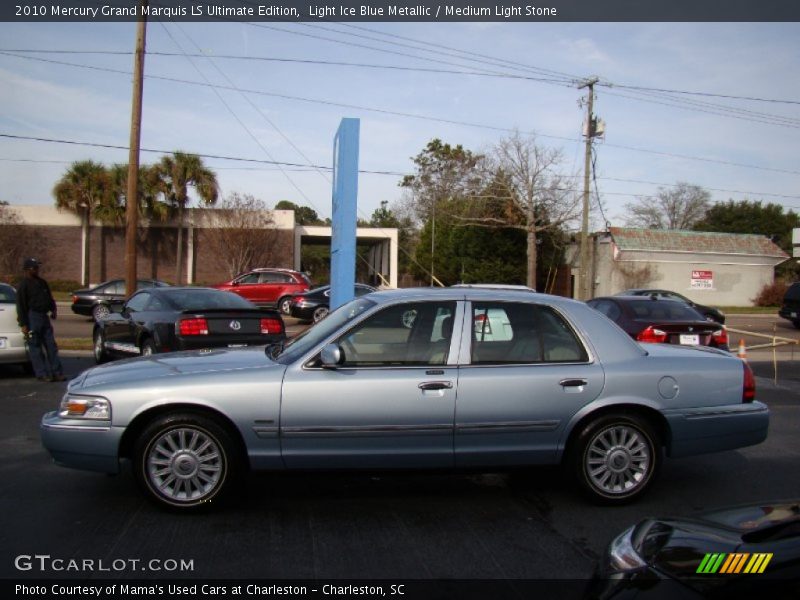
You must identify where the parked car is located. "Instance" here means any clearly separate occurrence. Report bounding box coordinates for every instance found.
[588,501,800,599]
[42,288,766,511]
[617,288,725,324]
[289,283,376,323]
[212,268,311,313]
[0,283,31,372]
[71,278,170,321]
[588,296,730,352]
[91,287,285,363]
[778,282,800,329]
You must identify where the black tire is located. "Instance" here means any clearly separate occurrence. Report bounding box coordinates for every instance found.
[140,338,158,357]
[793,320,800,330]
[93,328,110,364]
[312,305,330,323]
[278,296,293,315]
[133,412,241,511]
[569,413,661,505]
[20,361,34,375]
[92,303,110,322]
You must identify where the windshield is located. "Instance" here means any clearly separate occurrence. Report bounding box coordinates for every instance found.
[275,297,376,364]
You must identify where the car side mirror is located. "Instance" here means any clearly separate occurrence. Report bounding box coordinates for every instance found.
[320,343,344,368]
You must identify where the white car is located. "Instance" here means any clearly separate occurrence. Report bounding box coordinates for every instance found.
[0,283,30,371]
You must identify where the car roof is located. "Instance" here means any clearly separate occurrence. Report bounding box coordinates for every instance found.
[365,287,582,309]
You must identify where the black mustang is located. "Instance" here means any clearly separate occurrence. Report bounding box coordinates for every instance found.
[92,287,285,363]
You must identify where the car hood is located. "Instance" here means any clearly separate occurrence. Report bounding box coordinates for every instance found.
[70,346,283,391]
[639,501,800,579]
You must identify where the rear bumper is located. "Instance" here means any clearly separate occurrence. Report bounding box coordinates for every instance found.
[665,401,769,458]
[175,334,285,351]
[0,332,28,364]
[40,412,123,474]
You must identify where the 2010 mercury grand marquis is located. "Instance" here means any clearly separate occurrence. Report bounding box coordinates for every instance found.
[41,288,768,510]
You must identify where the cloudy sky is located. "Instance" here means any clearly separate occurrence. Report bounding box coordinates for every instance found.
[1,19,799,227]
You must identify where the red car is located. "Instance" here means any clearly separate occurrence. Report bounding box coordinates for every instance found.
[212,268,311,313]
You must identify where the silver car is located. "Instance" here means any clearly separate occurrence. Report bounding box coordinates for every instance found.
[41,288,768,511]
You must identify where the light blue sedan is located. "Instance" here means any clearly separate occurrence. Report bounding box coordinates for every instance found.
[41,288,768,510]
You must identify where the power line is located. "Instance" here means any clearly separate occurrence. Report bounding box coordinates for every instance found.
[3,50,797,178]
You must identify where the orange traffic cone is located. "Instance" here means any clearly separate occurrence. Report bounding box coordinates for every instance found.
[737,339,747,360]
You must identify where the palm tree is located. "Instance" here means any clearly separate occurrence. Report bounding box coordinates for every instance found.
[53,160,117,285]
[158,152,218,284]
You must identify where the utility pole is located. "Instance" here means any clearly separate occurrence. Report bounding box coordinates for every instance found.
[578,77,599,301]
[125,0,147,297]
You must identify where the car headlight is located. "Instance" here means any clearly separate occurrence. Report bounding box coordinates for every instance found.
[58,394,111,420]
[607,525,647,573]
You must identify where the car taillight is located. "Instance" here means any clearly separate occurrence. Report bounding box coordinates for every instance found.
[636,326,667,343]
[742,361,756,403]
[260,317,284,335]
[72,295,79,304]
[179,317,209,336]
[293,296,305,305]
[474,313,493,335]
[712,326,728,346]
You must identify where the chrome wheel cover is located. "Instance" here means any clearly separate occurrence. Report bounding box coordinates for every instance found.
[585,424,651,496]
[141,343,153,357]
[93,305,109,321]
[93,333,104,361]
[313,306,329,322]
[146,427,224,504]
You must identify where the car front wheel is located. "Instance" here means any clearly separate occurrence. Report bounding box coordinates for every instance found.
[93,329,109,364]
[133,413,240,511]
[570,413,660,504]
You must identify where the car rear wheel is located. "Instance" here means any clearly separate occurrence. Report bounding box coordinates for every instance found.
[93,329,109,364]
[312,306,329,323]
[570,413,660,504]
[133,413,240,511]
[278,296,293,315]
[92,304,110,322]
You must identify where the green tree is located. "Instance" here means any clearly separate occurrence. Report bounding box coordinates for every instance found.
[53,160,119,285]
[274,200,323,225]
[158,152,218,284]
[369,200,418,278]
[401,139,485,285]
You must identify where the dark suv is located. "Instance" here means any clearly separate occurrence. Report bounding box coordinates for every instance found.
[778,282,800,329]
[212,268,311,313]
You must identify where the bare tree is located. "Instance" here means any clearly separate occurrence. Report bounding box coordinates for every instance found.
[485,131,580,289]
[203,193,281,278]
[624,182,711,230]
[0,202,32,279]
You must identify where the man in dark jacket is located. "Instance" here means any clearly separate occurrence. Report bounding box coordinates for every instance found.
[16,258,65,382]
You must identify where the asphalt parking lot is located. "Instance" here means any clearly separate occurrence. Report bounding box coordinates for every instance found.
[1,354,798,590]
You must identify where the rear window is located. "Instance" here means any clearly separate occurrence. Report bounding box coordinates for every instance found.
[164,289,256,311]
[627,300,705,321]
[0,285,16,303]
[785,283,800,301]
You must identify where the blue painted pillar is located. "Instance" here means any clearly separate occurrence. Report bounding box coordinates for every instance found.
[330,118,360,310]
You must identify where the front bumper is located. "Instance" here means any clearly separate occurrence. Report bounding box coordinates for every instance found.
[40,412,123,474]
[665,401,769,458]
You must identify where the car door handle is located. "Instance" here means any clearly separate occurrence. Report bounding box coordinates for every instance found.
[559,378,588,388]
[418,381,453,391]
